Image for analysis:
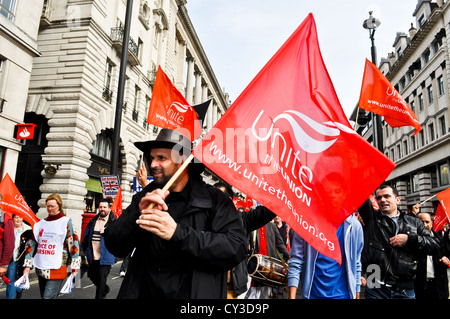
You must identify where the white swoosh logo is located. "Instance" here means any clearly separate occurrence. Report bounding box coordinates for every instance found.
[252,109,355,154]
[170,102,189,113]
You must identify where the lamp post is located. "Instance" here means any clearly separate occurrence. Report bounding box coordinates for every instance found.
[111,0,133,174]
[363,11,384,153]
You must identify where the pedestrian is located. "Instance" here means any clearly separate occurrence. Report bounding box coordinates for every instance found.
[23,193,81,299]
[288,173,364,299]
[214,181,276,299]
[414,208,449,299]
[81,199,116,299]
[5,214,32,299]
[288,214,363,299]
[0,210,14,289]
[358,184,440,299]
[104,128,248,299]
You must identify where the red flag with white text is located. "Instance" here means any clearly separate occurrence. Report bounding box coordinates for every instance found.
[358,59,421,135]
[110,187,122,219]
[0,173,39,227]
[147,66,202,141]
[193,14,395,264]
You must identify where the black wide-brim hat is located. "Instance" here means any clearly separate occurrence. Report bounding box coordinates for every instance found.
[134,128,204,173]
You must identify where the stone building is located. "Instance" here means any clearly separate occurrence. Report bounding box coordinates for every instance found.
[2,0,229,234]
[352,0,450,214]
[0,0,43,194]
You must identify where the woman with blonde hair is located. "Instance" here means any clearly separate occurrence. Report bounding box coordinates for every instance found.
[23,193,80,299]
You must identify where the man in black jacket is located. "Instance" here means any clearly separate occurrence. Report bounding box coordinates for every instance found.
[359,184,440,299]
[104,129,247,299]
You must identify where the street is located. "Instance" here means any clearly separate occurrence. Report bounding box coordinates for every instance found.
[0,260,125,300]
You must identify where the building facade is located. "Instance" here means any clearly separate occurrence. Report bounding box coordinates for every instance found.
[1,0,229,234]
[0,0,43,198]
[352,0,450,214]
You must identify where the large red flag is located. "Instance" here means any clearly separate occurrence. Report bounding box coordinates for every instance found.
[147,66,202,141]
[193,14,395,264]
[358,59,421,135]
[0,173,39,227]
[110,186,122,219]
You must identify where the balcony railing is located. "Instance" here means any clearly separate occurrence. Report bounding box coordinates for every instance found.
[110,27,140,66]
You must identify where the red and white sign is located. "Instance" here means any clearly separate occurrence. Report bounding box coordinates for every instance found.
[15,123,37,140]
[193,14,395,264]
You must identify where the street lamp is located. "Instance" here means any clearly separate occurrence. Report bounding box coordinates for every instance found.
[363,11,384,153]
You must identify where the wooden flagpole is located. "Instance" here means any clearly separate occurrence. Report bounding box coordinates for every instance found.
[419,194,437,205]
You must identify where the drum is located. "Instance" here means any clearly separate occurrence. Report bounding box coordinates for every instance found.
[247,254,288,286]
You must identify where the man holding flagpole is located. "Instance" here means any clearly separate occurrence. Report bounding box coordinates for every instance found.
[104,128,247,299]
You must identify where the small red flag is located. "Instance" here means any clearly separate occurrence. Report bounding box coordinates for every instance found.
[0,173,39,227]
[433,203,448,232]
[436,188,450,218]
[110,187,122,219]
[193,14,395,264]
[358,59,421,135]
[147,66,202,141]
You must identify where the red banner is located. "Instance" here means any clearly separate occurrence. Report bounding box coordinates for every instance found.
[193,14,395,264]
[147,66,202,141]
[358,59,421,135]
[110,186,122,219]
[0,173,39,227]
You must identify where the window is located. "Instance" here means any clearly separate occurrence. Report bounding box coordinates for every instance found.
[132,85,140,122]
[419,14,426,27]
[427,85,433,103]
[419,130,425,147]
[428,123,435,142]
[0,0,16,21]
[399,77,406,91]
[153,25,161,49]
[438,75,445,95]
[412,174,419,193]
[439,116,446,136]
[419,93,424,111]
[423,50,431,64]
[410,100,415,113]
[440,163,449,186]
[103,60,113,102]
[403,140,408,156]
[432,169,438,188]
[92,132,112,160]
[410,135,416,152]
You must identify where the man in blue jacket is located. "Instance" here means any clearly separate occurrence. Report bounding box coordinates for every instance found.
[287,174,364,299]
[81,199,116,299]
[287,214,364,299]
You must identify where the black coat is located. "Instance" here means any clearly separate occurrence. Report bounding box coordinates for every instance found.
[359,199,440,289]
[104,175,247,299]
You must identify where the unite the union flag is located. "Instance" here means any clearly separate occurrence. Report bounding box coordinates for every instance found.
[193,13,395,264]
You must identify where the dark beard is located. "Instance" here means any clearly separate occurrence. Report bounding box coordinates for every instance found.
[151,170,170,187]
